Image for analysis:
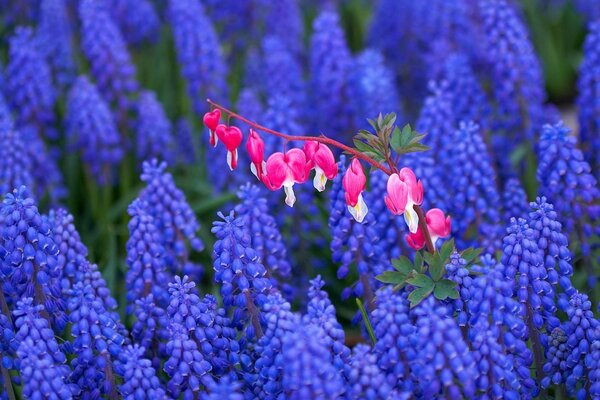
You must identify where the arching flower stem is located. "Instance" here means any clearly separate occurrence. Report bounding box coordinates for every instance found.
[206,99,436,254]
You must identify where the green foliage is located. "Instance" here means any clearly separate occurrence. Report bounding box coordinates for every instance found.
[376,239,480,307]
[356,298,376,345]
[352,113,428,167]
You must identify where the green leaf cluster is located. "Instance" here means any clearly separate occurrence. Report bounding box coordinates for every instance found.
[352,113,429,166]
[376,239,482,307]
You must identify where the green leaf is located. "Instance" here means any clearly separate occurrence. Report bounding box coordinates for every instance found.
[353,139,375,153]
[406,274,433,289]
[461,247,483,264]
[433,279,459,300]
[439,238,455,263]
[392,256,413,275]
[408,286,434,308]
[356,298,377,345]
[376,271,407,284]
[428,254,444,282]
[414,251,425,272]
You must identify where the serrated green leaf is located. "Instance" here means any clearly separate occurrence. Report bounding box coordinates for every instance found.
[461,247,483,264]
[376,271,407,284]
[429,255,444,282]
[433,279,459,300]
[353,140,374,153]
[406,274,433,289]
[414,251,424,272]
[408,286,434,308]
[392,256,413,275]
[439,238,455,263]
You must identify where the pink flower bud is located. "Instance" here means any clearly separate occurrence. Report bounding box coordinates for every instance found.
[303,141,338,192]
[216,124,243,170]
[405,208,451,251]
[425,208,451,245]
[406,227,425,251]
[246,129,266,180]
[384,168,423,233]
[203,109,221,147]
[342,159,368,223]
[264,148,309,207]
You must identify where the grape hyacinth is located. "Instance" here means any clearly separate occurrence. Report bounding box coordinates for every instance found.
[478,0,545,145]
[175,118,197,165]
[6,26,57,139]
[117,344,166,399]
[135,90,175,165]
[444,121,503,252]
[13,298,75,399]
[79,0,138,117]
[303,276,350,369]
[164,276,240,396]
[66,75,123,184]
[139,160,203,276]
[309,9,353,139]
[279,324,346,399]
[502,177,529,222]
[110,0,160,46]
[0,123,34,196]
[577,21,600,179]
[37,0,76,88]
[348,49,401,128]
[211,211,271,337]
[131,294,168,367]
[347,344,397,400]
[168,0,228,115]
[234,184,292,284]
[125,199,170,311]
[416,81,456,158]
[67,282,125,399]
[0,187,66,330]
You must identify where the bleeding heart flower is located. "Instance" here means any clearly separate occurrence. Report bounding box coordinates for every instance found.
[203,109,221,147]
[264,148,309,207]
[342,158,368,223]
[384,167,423,233]
[246,129,266,180]
[405,208,451,250]
[216,124,243,170]
[303,141,338,192]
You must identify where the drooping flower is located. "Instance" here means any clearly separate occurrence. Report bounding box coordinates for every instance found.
[330,157,389,301]
[79,0,138,117]
[264,149,309,207]
[406,208,451,250]
[203,109,221,147]
[303,141,338,192]
[246,129,266,180]
[6,26,57,139]
[66,75,123,184]
[385,168,423,233]
[342,158,368,223]
[215,124,243,170]
[168,0,228,115]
